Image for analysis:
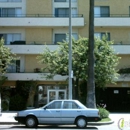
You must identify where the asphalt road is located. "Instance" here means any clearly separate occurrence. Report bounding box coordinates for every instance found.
[0,124,128,130]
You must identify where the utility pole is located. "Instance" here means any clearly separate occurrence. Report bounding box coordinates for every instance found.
[68,0,72,99]
[87,0,96,108]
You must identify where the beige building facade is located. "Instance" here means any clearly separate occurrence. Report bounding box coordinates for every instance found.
[1,0,130,111]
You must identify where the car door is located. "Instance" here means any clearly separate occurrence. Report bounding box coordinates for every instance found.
[39,101,62,124]
[61,101,82,124]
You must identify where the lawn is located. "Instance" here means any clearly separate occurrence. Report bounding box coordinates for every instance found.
[98,117,111,122]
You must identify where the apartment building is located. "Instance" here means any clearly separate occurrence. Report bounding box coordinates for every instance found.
[0,0,130,111]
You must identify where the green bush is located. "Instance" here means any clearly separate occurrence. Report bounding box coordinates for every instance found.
[2,100,9,111]
[9,94,26,111]
[98,107,109,119]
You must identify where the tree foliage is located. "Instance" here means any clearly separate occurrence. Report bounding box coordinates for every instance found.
[0,38,17,76]
[37,36,120,98]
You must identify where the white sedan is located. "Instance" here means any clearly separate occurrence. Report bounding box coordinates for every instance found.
[15,100,101,128]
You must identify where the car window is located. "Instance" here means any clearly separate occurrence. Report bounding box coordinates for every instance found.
[47,101,62,109]
[63,101,79,109]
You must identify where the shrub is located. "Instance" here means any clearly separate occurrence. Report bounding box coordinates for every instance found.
[97,103,109,119]
[9,94,26,111]
[98,107,109,119]
[2,100,9,111]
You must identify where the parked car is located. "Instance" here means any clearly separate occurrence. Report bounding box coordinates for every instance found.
[15,100,101,128]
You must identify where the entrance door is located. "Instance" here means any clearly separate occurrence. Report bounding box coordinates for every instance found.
[47,89,66,103]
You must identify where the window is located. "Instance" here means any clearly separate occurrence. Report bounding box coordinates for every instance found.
[0,0,21,2]
[94,32,110,41]
[55,8,77,17]
[55,33,78,44]
[7,60,20,73]
[0,33,21,45]
[94,6,110,17]
[55,34,66,44]
[55,8,69,17]
[0,8,22,17]
[54,0,77,2]
[54,0,66,2]
[63,101,79,109]
[47,101,62,109]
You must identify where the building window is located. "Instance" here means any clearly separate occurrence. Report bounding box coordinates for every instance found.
[94,32,110,41]
[7,60,20,73]
[94,6,110,17]
[54,0,77,2]
[55,8,77,17]
[55,34,66,44]
[54,0,66,2]
[0,0,21,2]
[0,33,21,45]
[55,33,78,44]
[0,8,22,17]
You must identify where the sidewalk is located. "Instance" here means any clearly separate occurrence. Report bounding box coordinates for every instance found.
[0,112,18,124]
[0,111,115,125]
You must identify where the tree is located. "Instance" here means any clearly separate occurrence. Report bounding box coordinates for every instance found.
[87,0,95,108]
[0,38,17,111]
[0,38,17,76]
[37,36,120,102]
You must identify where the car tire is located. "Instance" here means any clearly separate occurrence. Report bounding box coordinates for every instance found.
[76,117,87,128]
[25,116,38,128]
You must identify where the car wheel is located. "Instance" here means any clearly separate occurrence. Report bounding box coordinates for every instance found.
[76,117,87,128]
[25,116,38,128]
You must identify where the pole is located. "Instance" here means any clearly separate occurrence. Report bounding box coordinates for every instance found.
[68,0,72,99]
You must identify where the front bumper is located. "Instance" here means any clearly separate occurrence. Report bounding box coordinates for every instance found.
[15,116,26,124]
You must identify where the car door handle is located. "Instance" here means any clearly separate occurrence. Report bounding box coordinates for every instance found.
[56,110,60,112]
[77,110,81,112]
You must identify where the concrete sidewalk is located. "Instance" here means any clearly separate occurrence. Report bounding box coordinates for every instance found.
[0,112,18,124]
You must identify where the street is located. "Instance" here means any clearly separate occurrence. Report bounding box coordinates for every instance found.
[0,113,130,130]
[0,123,129,130]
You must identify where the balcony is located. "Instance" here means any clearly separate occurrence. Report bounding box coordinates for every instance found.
[5,73,68,81]
[5,41,130,55]
[6,44,59,54]
[112,44,130,54]
[95,14,130,27]
[0,14,84,27]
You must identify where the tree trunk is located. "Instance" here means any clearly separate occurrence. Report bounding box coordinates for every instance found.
[87,0,96,108]
[75,78,79,100]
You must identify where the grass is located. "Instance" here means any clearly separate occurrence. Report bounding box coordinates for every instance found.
[98,117,111,122]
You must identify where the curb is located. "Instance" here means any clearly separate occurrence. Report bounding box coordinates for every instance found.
[0,121,114,125]
[0,122,19,125]
[88,120,114,125]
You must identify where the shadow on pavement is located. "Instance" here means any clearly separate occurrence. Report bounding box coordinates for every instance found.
[10,125,98,129]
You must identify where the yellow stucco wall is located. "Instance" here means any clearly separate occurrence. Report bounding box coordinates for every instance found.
[25,28,52,45]
[25,55,45,73]
[117,55,130,69]
[26,0,52,15]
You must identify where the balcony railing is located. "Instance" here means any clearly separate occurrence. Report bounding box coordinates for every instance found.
[94,14,130,18]
[0,0,22,2]
[4,40,130,45]
[0,14,83,18]
[4,40,62,45]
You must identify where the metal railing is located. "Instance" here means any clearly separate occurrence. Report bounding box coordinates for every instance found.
[0,0,21,2]
[4,40,59,45]
[7,68,47,73]
[0,14,83,18]
[4,40,130,45]
[95,14,130,18]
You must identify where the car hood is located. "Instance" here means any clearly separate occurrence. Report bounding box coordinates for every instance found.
[17,108,42,116]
